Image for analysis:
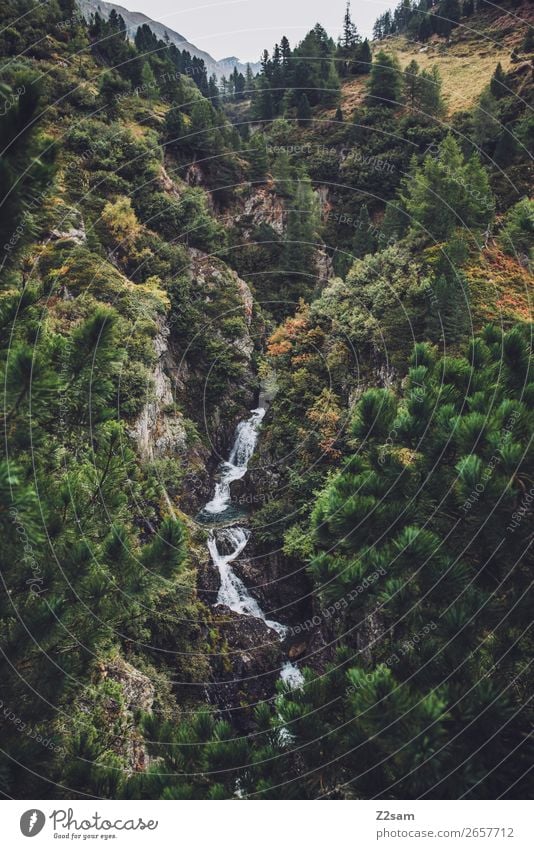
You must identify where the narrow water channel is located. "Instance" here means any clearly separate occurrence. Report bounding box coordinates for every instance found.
[200,406,304,689]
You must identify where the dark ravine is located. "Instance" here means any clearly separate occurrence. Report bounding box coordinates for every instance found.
[191,391,311,720]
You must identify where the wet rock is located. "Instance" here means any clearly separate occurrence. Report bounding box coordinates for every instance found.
[288,641,307,660]
[231,546,313,628]
[207,607,284,728]
[195,548,220,606]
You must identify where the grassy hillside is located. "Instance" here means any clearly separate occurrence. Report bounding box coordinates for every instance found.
[336,1,534,115]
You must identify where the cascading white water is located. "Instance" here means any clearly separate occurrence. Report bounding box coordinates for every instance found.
[208,528,287,638]
[202,406,303,688]
[280,661,305,688]
[204,408,265,515]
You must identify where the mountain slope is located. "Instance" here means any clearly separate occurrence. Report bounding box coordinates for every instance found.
[77,0,259,77]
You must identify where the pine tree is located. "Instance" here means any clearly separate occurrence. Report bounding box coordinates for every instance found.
[367,50,402,107]
[352,205,376,257]
[404,59,420,108]
[342,2,360,49]
[472,88,501,150]
[208,74,220,108]
[494,126,518,166]
[256,78,274,120]
[190,99,219,153]
[0,71,55,267]
[297,325,534,798]
[297,92,312,126]
[140,61,158,100]
[292,25,340,107]
[280,36,292,81]
[100,70,128,117]
[499,197,534,259]
[272,151,293,196]
[418,14,434,41]
[490,62,507,99]
[248,132,269,183]
[233,69,246,101]
[260,49,272,79]
[338,2,361,76]
[283,177,320,296]
[403,135,493,241]
[435,0,461,36]
[380,202,408,245]
[245,63,255,95]
[357,39,373,74]
[425,271,469,343]
[523,26,534,52]
[417,66,446,117]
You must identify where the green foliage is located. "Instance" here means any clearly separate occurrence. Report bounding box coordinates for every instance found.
[523,26,534,53]
[1,0,533,804]
[499,198,534,263]
[296,326,533,797]
[403,135,494,242]
[490,62,508,100]
[0,70,55,265]
[254,24,340,121]
[471,88,501,151]
[367,51,403,107]
[296,93,312,126]
[142,324,533,799]
[351,205,376,258]
[281,176,320,305]
[138,187,226,252]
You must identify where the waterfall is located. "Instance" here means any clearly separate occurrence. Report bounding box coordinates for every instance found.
[202,406,303,688]
[280,661,305,688]
[208,527,288,638]
[204,408,265,515]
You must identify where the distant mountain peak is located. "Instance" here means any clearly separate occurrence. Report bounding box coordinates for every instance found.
[77,0,259,77]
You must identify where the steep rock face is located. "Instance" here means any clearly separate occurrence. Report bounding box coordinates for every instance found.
[130,248,259,511]
[101,658,156,773]
[226,184,335,287]
[48,206,87,246]
[230,546,312,628]
[105,657,155,714]
[176,249,258,455]
[315,246,334,283]
[208,608,283,728]
[195,530,221,607]
[129,315,189,461]
[229,186,286,237]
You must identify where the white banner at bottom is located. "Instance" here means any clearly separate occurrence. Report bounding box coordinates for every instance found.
[3,800,532,848]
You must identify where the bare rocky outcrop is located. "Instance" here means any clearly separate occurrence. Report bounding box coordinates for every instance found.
[105,657,155,714]
[129,315,189,461]
[100,657,156,773]
[49,207,86,245]
[315,246,334,283]
[229,186,286,237]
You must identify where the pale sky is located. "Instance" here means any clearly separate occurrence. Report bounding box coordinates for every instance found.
[119,0,392,62]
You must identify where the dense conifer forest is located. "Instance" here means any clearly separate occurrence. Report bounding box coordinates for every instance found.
[0,0,533,800]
